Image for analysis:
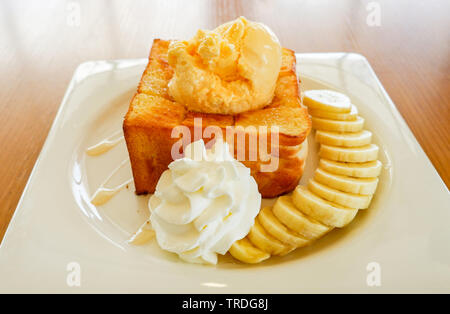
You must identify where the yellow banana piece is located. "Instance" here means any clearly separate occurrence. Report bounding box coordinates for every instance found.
[258,207,310,248]
[303,90,352,113]
[292,186,358,228]
[273,195,331,239]
[314,168,378,195]
[319,159,382,178]
[229,238,270,264]
[248,219,295,256]
[309,104,358,121]
[308,179,372,209]
[228,89,385,264]
[319,143,379,163]
[315,130,372,147]
[312,116,365,132]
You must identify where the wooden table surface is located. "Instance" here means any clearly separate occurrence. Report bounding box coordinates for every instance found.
[0,0,449,242]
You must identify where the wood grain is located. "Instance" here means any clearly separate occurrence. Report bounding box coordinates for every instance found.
[0,0,449,242]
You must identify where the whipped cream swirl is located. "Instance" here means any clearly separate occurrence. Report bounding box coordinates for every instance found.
[149,139,261,264]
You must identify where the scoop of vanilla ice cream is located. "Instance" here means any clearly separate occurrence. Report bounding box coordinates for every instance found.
[149,139,261,264]
[167,17,282,115]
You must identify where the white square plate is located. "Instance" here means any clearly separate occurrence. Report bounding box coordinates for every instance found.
[0,54,448,293]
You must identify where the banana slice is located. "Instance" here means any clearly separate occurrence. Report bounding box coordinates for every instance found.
[315,130,372,147]
[229,238,270,264]
[304,90,352,113]
[319,159,382,178]
[292,186,358,227]
[319,143,378,163]
[312,116,364,132]
[308,179,372,209]
[273,195,331,239]
[248,219,294,256]
[258,207,310,248]
[314,168,378,195]
[309,104,358,121]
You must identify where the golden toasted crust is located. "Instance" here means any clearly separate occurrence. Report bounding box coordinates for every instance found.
[123,39,311,197]
[267,96,302,109]
[182,111,234,130]
[124,93,185,128]
[181,112,234,148]
[124,93,186,194]
[274,73,301,101]
[279,48,296,76]
[138,58,173,99]
[150,39,170,63]
[138,39,173,99]
[243,157,305,198]
[235,106,311,146]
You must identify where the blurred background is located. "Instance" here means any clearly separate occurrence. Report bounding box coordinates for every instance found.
[0,0,449,240]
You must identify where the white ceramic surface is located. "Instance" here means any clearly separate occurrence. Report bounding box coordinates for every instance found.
[0,54,448,293]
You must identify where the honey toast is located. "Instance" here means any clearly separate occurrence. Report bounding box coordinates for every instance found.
[124,39,311,197]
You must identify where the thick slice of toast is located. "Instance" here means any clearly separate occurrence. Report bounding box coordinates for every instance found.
[124,39,311,197]
[124,93,186,193]
[235,106,310,146]
[244,153,306,198]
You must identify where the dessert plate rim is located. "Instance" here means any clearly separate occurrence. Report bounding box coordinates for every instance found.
[0,53,448,293]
